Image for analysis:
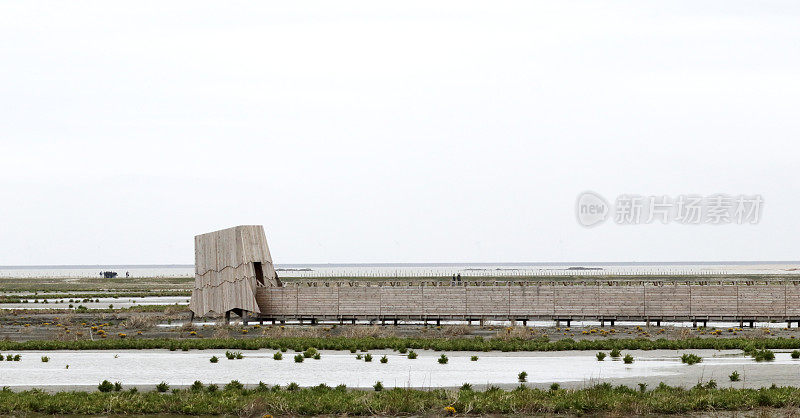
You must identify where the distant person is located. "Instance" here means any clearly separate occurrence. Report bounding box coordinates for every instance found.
[126,271,130,278]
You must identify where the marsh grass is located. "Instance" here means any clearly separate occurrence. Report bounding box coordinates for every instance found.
[438,354,448,364]
[7,383,800,415]
[680,353,702,365]
[97,380,113,392]
[7,336,800,353]
[441,325,472,336]
[750,349,775,362]
[273,352,282,360]
[123,314,156,330]
[596,352,606,361]
[224,351,243,360]
[225,380,244,391]
[623,354,634,364]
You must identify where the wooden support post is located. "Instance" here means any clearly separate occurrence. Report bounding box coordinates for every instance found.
[436,318,441,326]
[656,320,660,327]
[749,321,754,328]
[224,311,231,325]
[242,311,249,326]
[566,319,571,327]
[189,311,195,323]
[692,320,697,328]
[611,319,616,327]
[393,318,398,326]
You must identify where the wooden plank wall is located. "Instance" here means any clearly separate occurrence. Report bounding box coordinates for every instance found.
[190,225,278,316]
[255,282,800,320]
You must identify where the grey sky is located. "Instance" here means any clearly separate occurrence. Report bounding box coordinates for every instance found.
[1,1,798,264]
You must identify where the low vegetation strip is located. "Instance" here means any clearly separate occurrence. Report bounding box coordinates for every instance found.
[0,304,187,314]
[2,384,800,415]
[0,291,191,303]
[1,336,800,352]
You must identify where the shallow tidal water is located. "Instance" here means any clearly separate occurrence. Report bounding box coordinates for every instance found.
[2,349,800,391]
[0,296,189,310]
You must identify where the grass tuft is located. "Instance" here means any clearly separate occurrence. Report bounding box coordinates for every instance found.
[680,353,702,365]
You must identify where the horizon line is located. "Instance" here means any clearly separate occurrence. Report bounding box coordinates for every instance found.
[1,260,799,269]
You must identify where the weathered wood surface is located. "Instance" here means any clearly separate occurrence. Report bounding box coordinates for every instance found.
[192,225,800,322]
[256,281,800,321]
[190,225,278,316]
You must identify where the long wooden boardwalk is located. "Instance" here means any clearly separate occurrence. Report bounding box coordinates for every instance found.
[253,279,800,326]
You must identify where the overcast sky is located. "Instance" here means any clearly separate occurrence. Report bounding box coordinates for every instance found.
[1,1,798,265]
